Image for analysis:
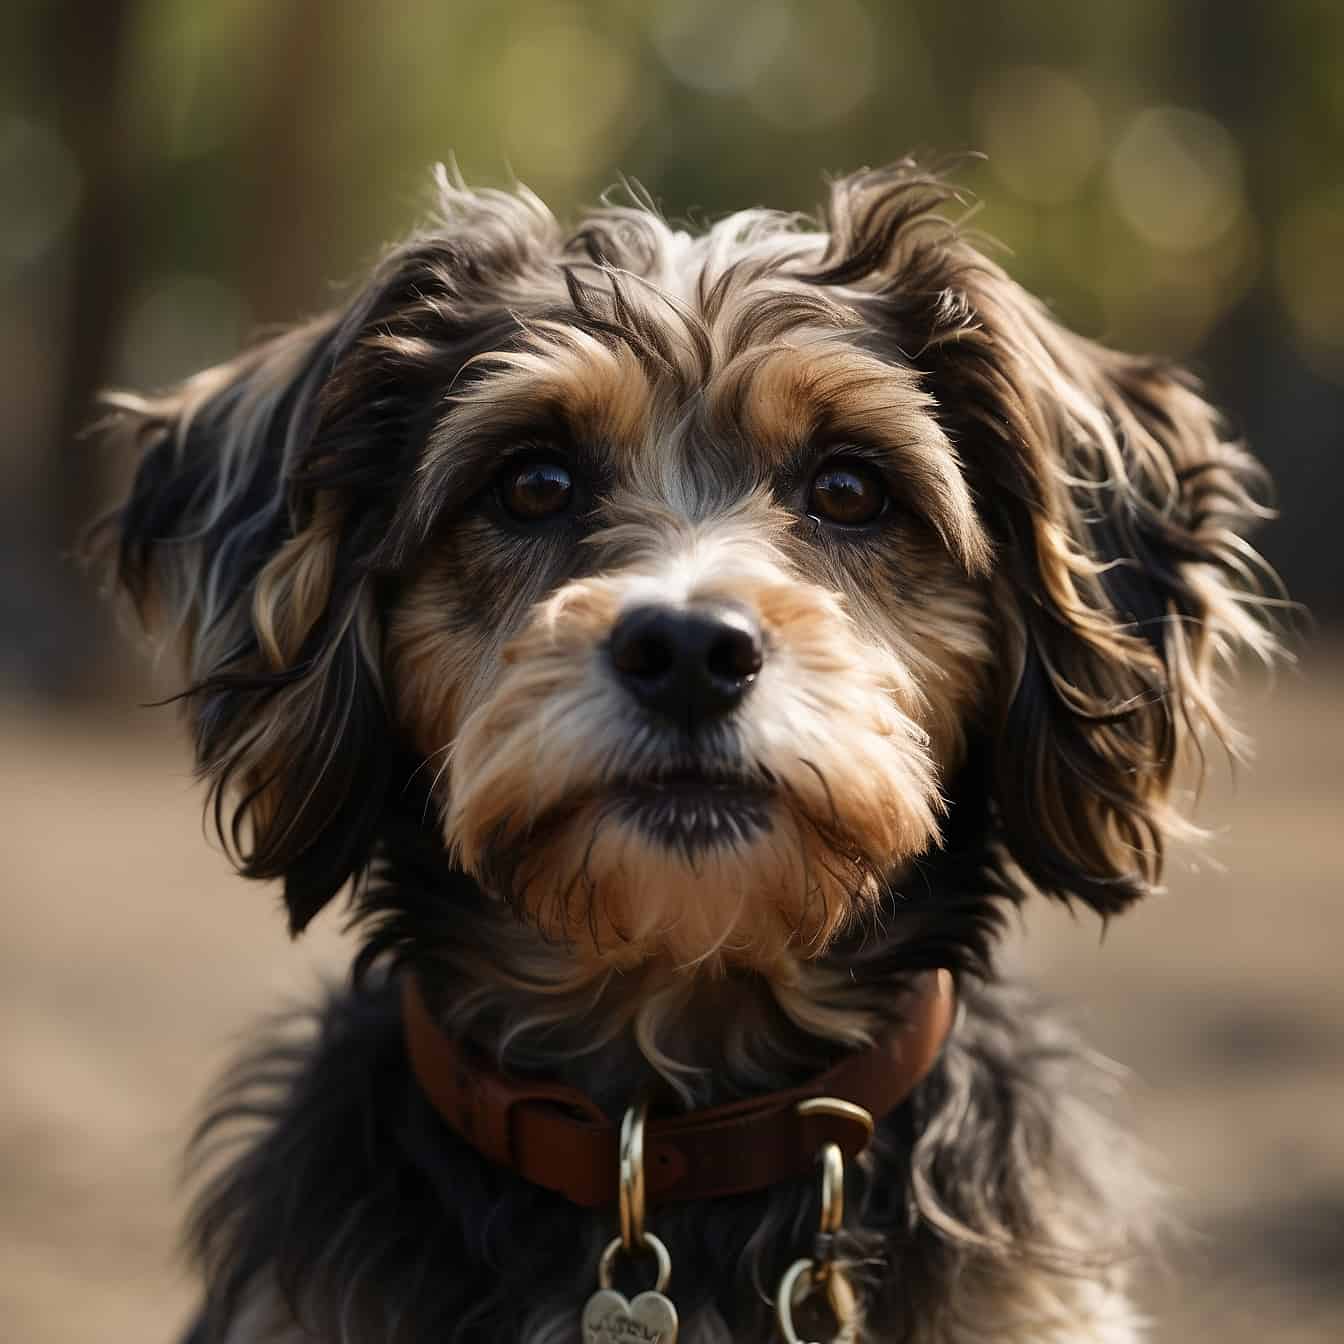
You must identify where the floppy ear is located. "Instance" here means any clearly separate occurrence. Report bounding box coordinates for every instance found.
[92,217,530,931]
[93,302,396,931]
[921,255,1275,913]
[819,167,1275,913]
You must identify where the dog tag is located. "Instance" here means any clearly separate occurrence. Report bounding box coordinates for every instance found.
[587,1232,678,1344]
[582,1288,679,1344]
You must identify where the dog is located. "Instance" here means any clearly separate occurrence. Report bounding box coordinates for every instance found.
[95,162,1274,1344]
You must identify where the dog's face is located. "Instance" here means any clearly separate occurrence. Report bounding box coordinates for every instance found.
[389,298,992,969]
[99,166,1271,974]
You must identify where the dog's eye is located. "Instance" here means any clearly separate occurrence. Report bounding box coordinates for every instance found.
[808,459,889,527]
[498,459,573,522]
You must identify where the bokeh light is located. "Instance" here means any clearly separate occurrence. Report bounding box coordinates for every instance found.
[493,4,644,190]
[653,0,792,95]
[654,0,875,130]
[1109,106,1246,253]
[975,67,1103,206]
[743,0,876,130]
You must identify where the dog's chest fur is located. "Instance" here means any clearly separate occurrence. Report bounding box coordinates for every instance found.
[191,887,1151,1344]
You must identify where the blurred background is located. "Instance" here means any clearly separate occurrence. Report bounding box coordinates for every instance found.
[2,1,1340,1340]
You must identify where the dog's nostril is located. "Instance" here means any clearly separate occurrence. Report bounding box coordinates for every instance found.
[609,604,763,728]
[707,624,763,683]
[609,612,678,681]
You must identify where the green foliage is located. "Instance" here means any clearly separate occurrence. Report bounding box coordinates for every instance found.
[7,0,1342,380]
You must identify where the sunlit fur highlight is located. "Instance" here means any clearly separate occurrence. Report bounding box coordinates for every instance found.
[92,161,1277,1344]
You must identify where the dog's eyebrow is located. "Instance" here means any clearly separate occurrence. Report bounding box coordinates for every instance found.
[422,402,580,498]
[707,342,989,570]
[373,388,619,574]
[772,428,937,494]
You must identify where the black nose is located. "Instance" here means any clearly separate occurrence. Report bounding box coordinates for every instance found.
[608,603,763,729]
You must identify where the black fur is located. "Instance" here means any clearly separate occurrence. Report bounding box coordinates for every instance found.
[186,821,1144,1344]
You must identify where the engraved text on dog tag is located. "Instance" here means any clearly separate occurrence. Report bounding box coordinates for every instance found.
[582,1288,679,1344]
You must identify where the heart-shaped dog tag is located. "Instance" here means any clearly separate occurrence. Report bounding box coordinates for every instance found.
[582,1288,679,1344]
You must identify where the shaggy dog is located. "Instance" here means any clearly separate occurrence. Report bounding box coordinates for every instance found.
[96,163,1274,1344]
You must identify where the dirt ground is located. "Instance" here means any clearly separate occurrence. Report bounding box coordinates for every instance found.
[3,648,1341,1343]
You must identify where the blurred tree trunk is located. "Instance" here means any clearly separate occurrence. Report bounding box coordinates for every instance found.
[15,0,350,698]
[30,0,143,697]
[242,0,353,326]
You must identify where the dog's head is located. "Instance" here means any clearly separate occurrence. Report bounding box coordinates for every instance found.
[97,165,1272,973]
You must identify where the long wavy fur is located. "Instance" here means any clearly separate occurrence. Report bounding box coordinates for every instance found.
[185,841,1154,1344]
[91,161,1274,1343]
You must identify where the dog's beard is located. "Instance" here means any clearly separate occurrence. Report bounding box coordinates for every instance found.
[441,568,945,973]
[469,797,883,972]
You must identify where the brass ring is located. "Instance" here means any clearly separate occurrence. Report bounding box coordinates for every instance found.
[775,1258,814,1344]
[618,1099,648,1252]
[775,1257,858,1344]
[818,1142,844,1235]
[598,1232,672,1294]
[795,1096,875,1145]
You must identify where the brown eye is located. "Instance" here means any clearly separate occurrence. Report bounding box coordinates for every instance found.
[499,459,573,522]
[808,459,888,527]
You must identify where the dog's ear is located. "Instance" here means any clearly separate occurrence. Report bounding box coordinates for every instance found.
[821,168,1276,913]
[924,255,1274,913]
[92,200,542,931]
[93,299,399,932]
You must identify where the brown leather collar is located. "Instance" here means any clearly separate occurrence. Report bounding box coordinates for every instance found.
[401,969,956,1208]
